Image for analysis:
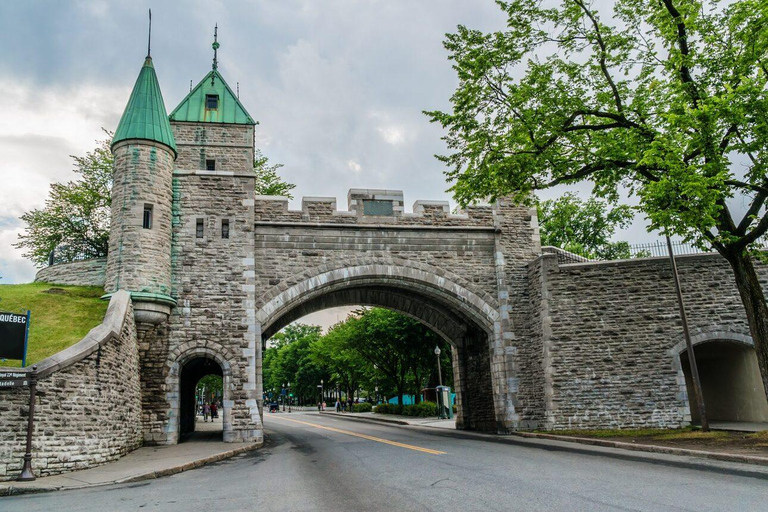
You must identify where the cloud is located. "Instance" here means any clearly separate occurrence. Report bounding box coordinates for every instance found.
[347,160,362,173]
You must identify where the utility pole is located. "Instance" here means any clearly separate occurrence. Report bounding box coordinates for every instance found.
[666,236,709,431]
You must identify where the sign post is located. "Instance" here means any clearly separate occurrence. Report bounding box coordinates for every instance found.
[18,366,38,481]
[0,310,30,365]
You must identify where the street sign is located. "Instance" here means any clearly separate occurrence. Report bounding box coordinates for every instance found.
[0,310,30,364]
[0,371,30,388]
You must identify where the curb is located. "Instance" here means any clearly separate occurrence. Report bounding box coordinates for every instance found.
[510,431,768,467]
[0,441,262,497]
[321,412,768,471]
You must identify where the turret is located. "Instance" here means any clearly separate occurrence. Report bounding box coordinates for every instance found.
[104,53,177,325]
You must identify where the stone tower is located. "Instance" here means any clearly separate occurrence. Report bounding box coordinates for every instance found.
[105,53,178,326]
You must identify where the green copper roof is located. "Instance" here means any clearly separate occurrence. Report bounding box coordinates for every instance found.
[112,57,177,157]
[169,70,255,125]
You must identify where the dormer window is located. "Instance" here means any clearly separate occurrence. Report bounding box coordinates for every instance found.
[206,94,219,109]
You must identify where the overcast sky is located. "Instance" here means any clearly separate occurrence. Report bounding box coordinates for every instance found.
[0,1,662,327]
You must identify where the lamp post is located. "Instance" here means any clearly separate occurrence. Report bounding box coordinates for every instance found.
[282,383,286,412]
[434,346,443,387]
[288,382,291,413]
[320,379,324,410]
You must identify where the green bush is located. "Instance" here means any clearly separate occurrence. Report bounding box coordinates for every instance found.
[374,403,404,415]
[352,402,372,413]
[374,401,438,417]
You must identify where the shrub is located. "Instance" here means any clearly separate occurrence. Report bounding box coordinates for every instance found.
[352,402,372,413]
[374,403,404,415]
[410,401,437,417]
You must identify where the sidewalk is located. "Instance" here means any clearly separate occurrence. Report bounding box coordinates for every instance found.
[0,426,261,497]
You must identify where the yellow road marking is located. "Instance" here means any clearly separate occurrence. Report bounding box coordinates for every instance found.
[269,416,447,455]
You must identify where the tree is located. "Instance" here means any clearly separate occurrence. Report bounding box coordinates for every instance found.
[538,192,633,259]
[264,324,325,404]
[427,0,768,397]
[15,135,113,265]
[254,149,296,198]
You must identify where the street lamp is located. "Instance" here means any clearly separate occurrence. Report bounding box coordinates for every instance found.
[282,383,286,412]
[319,379,324,410]
[434,346,443,387]
[288,382,291,413]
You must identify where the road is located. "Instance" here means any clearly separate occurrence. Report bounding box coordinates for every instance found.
[4,412,767,511]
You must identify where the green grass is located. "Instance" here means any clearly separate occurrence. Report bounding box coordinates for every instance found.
[538,426,733,442]
[0,283,108,367]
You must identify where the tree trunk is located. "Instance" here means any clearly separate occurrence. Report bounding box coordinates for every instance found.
[723,249,768,399]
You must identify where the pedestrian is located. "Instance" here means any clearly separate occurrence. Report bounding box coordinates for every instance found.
[348,398,354,412]
[322,401,326,411]
[317,401,321,412]
[211,402,218,419]
[335,399,341,412]
[203,402,210,422]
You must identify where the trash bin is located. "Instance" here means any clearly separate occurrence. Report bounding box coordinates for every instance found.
[436,385,453,419]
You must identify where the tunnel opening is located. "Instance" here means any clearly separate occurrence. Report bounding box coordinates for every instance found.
[259,278,500,432]
[179,356,225,440]
[681,340,768,425]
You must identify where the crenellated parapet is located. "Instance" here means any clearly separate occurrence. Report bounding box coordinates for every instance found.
[253,188,500,228]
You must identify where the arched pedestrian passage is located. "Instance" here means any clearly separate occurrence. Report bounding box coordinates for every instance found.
[256,264,504,432]
[677,333,768,425]
[179,357,224,437]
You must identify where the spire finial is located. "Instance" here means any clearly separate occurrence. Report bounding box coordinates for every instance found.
[147,9,152,58]
[212,23,219,71]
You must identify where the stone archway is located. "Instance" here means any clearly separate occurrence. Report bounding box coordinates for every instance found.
[256,264,504,432]
[166,346,234,444]
[672,331,768,424]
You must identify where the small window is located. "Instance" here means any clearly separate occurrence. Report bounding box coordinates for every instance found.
[196,218,204,238]
[143,204,153,229]
[206,159,216,171]
[206,94,219,109]
[221,219,230,239]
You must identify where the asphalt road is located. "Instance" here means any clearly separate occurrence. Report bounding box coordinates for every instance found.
[4,412,768,512]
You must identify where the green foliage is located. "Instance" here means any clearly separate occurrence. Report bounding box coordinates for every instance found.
[427,0,768,251]
[538,192,633,259]
[352,402,373,413]
[262,308,453,407]
[428,0,768,396]
[264,324,325,404]
[253,149,296,199]
[0,283,107,367]
[15,134,113,265]
[197,374,223,401]
[374,401,438,417]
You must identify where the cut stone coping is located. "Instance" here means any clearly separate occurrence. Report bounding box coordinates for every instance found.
[0,440,262,497]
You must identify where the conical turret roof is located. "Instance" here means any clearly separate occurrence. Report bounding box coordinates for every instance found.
[112,57,177,157]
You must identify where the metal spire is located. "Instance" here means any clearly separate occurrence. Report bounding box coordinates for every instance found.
[211,23,219,85]
[212,23,220,70]
[147,9,152,58]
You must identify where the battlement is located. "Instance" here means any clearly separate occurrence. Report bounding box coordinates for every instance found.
[253,189,503,227]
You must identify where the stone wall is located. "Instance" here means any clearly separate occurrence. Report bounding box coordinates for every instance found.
[171,122,254,173]
[34,258,107,287]
[0,291,141,480]
[138,170,259,445]
[528,252,767,430]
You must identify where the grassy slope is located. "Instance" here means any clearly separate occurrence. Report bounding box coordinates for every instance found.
[0,283,108,367]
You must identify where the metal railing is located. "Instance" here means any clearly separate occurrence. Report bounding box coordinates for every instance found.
[542,240,715,265]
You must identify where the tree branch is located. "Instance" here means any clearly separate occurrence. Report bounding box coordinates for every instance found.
[574,0,624,112]
[736,192,767,236]
[661,0,701,107]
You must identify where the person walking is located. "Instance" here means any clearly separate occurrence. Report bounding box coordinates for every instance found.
[335,399,341,412]
[211,402,218,420]
[203,402,210,422]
